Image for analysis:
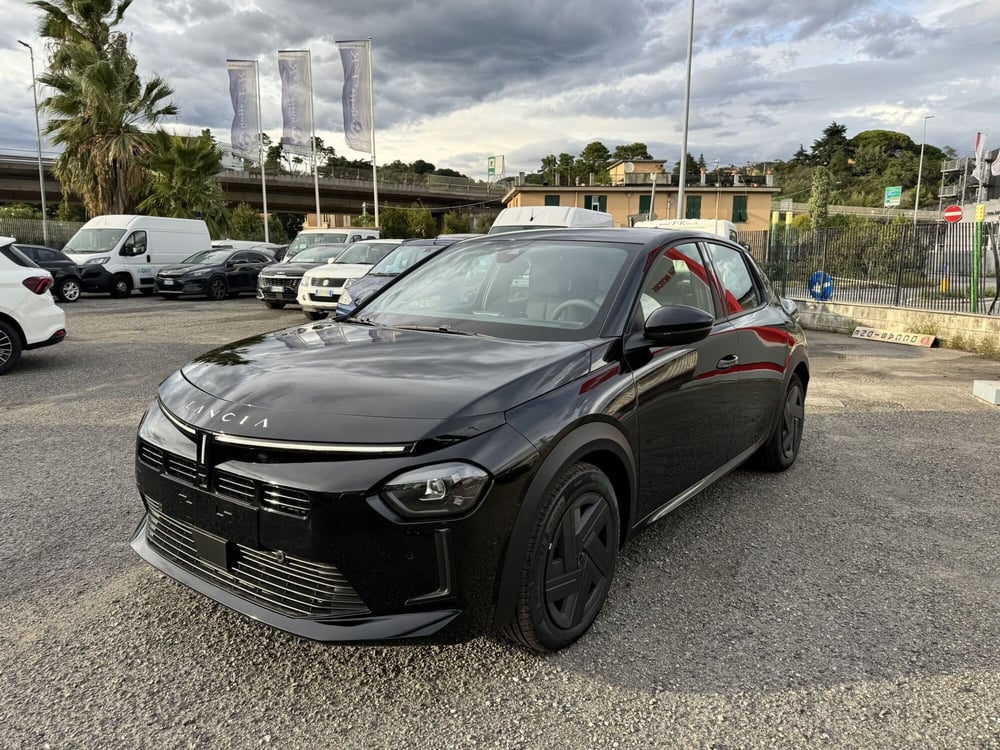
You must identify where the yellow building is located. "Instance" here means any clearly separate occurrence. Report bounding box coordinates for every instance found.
[504,160,779,232]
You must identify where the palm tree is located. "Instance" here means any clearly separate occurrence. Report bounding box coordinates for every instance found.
[139,130,228,236]
[32,0,177,216]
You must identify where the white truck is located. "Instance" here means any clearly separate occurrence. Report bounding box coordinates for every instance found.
[64,215,211,297]
[488,206,614,234]
[632,218,740,244]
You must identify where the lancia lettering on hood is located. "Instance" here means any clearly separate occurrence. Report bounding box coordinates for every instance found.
[183,400,269,429]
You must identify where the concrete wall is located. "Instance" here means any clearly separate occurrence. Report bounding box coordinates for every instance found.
[793,298,1000,354]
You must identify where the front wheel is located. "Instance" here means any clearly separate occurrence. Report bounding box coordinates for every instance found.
[304,310,328,321]
[110,274,132,298]
[56,277,82,302]
[0,320,23,375]
[207,277,228,301]
[502,462,619,652]
[754,374,805,471]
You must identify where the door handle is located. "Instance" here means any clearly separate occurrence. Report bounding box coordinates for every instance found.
[717,354,739,370]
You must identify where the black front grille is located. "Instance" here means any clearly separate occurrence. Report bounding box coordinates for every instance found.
[260,275,300,291]
[145,498,368,618]
[138,441,164,472]
[164,453,198,483]
[216,470,256,504]
[262,485,310,516]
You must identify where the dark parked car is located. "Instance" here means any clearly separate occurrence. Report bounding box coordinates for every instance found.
[155,248,273,300]
[255,243,360,310]
[132,228,808,652]
[11,244,83,302]
[335,237,460,316]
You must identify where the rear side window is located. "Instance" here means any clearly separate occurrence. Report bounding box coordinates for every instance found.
[703,242,762,316]
[637,243,715,320]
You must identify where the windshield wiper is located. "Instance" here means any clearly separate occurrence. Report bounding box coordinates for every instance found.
[393,324,491,338]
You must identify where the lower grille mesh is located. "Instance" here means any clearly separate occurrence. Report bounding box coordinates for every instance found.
[145,498,368,618]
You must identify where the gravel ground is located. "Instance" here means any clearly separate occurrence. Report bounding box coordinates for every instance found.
[0,295,998,749]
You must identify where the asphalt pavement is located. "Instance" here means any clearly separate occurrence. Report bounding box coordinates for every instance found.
[1,295,998,749]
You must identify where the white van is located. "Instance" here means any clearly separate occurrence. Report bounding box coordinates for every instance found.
[284,227,381,261]
[64,215,211,297]
[633,218,740,244]
[488,206,614,234]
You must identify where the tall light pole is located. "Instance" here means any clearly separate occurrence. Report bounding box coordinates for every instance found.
[676,0,695,219]
[18,39,48,246]
[913,114,933,228]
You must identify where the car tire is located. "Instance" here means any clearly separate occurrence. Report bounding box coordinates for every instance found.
[304,310,328,321]
[207,277,228,301]
[110,274,132,298]
[56,277,82,303]
[502,461,619,652]
[754,373,805,472]
[264,301,285,309]
[0,320,23,375]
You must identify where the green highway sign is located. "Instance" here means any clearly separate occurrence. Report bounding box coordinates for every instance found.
[884,185,902,207]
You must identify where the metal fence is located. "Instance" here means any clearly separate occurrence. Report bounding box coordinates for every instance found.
[0,218,84,249]
[745,223,1000,315]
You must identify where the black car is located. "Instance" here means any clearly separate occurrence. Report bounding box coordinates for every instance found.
[11,244,83,302]
[156,248,273,300]
[256,243,355,309]
[335,238,461,316]
[132,229,809,652]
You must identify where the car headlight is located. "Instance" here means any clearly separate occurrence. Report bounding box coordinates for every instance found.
[339,288,353,304]
[187,269,210,277]
[85,257,109,265]
[379,462,490,517]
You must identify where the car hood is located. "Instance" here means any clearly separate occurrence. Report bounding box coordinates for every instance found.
[304,263,371,281]
[159,321,593,444]
[158,263,216,275]
[261,261,322,277]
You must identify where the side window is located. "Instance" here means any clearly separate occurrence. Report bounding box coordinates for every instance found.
[250,252,270,263]
[37,249,58,262]
[704,242,762,316]
[636,243,715,321]
[231,252,251,264]
[731,195,748,223]
[544,195,560,206]
[122,231,147,256]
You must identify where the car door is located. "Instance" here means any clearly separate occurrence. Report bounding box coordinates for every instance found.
[630,241,741,520]
[701,241,787,457]
[242,252,271,291]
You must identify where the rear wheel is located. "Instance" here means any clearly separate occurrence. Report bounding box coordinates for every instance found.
[264,300,285,309]
[207,277,228,300]
[110,274,132,298]
[502,462,619,652]
[304,310,328,321]
[755,374,805,471]
[56,277,82,302]
[0,320,23,375]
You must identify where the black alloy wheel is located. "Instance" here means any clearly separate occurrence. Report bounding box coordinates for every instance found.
[207,277,228,301]
[56,277,81,302]
[756,374,805,471]
[0,320,22,375]
[503,462,619,652]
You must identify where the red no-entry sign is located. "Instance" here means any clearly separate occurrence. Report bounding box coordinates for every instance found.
[943,205,963,223]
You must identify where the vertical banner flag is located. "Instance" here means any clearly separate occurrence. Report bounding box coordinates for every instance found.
[227,60,258,158]
[338,41,372,153]
[973,132,987,183]
[278,50,313,154]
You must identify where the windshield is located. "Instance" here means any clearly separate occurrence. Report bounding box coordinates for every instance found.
[369,244,442,275]
[334,242,398,265]
[356,238,631,341]
[181,249,232,264]
[64,228,126,254]
[285,232,349,259]
[293,245,349,263]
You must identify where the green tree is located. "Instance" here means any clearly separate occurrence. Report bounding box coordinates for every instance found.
[612,142,653,161]
[556,153,575,186]
[138,129,227,235]
[576,141,612,184]
[0,203,43,218]
[407,203,437,238]
[379,206,410,238]
[228,202,264,240]
[443,211,469,234]
[811,121,852,166]
[539,154,557,184]
[808,166,832,227]
[33,0,177,216]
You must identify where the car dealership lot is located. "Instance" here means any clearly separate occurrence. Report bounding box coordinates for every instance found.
[1,296,997,748]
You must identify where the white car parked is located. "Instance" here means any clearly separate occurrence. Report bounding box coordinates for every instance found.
[297,239,401,320]
[0,236,67,375]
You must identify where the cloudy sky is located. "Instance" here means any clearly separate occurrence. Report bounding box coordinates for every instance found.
[3,0,999,180]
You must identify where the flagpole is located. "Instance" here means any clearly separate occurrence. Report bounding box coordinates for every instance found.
[368,37,379,228]
[255,60,269,243]
[308,50,321,225]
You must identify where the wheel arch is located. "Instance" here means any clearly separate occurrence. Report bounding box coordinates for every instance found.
[491,420,636,631]
[0,313,26,346]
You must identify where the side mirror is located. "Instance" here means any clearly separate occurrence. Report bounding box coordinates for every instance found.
[780,298,799,320]
[641,305,714,346]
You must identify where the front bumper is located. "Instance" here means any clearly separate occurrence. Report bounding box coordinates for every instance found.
[131,401,539,643]
[257,276,301,303]
[157,277,207,294]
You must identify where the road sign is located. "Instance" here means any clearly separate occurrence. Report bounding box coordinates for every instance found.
[883,185,902,207]
[943,205,963,223]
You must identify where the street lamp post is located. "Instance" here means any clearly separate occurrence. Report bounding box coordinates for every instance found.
[18,39,48,246]
[913,114,933,228]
